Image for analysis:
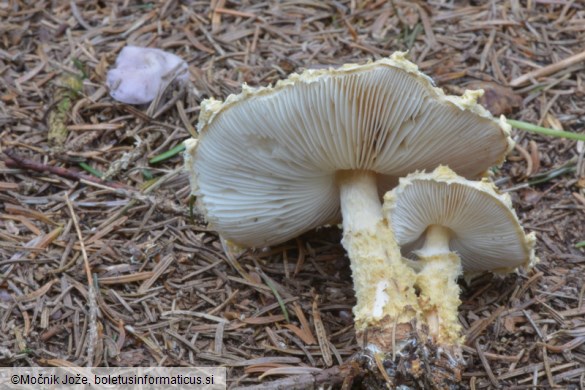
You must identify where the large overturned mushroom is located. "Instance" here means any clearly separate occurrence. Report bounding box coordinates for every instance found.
[383,166,537,367]
[184,52,512,370]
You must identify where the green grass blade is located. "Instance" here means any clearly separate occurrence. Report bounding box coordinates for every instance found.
[149,143,186,164]
[507,119,585,142]
[79,162,103,178]
[257,269,290,323]
[188,195,196,221]
[527,165,575,186]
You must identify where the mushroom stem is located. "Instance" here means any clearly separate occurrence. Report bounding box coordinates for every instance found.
[420,224,451,256]
[337,170,418,346]
[415,224,463,344]
[338,170,384,232]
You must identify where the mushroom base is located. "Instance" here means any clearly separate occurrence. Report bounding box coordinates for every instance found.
[348,328,465,390]
[356,320,415,352]
[343,219,419,332]
[338,171,465,388]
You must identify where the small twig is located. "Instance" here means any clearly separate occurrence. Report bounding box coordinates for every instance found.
[514,143,533,178]
[3,149,125,189]
[510,49,585,87]
[414,3,436,47]
[542,347,555,388]
[231,365,344,390]
[373,352,393,384]
[65,194,98,367]
[522,310,544,340]
[312,294,333,367]
[69,0,92,30]
[475,339,499,387]
[540,336,585,353]
[529,140,540,174]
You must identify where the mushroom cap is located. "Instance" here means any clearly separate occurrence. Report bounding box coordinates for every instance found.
[383,166,537,273]
[185,52,513,248]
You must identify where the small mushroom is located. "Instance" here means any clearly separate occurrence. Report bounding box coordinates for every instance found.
[106,46,188,104]
[383,165,537,345]
[185,52,513,356]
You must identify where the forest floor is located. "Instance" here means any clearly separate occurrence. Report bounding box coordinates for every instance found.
[1,0,584,388]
